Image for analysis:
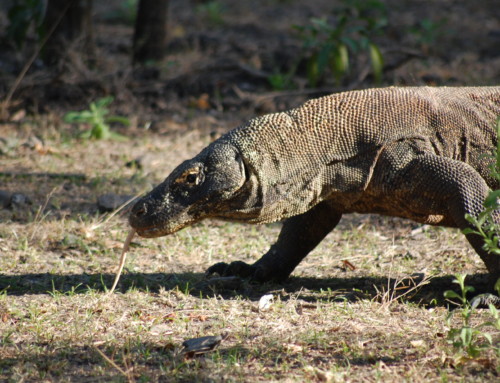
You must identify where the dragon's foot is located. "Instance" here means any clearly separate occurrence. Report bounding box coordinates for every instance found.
[206,261,277,282]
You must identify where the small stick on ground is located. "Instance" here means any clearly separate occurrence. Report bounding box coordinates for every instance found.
[109,229,135,294]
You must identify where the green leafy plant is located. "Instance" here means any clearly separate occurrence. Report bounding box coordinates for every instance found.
[196,1,226,26]
[463,118,500,255]
[294,0,386,87]
[64,97,130,140]
[408,18,447,54]
[267,70,295,91]
[444,274,499,361]
[7,0,45,49]
[443,117,500,364]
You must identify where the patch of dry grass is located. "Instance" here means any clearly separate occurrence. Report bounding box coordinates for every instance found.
[1,123,499,382]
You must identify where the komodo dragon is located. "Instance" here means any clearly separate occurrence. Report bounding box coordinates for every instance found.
[129,86,500,286]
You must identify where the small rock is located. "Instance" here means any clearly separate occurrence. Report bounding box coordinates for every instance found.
[0,190,12,208]
[9,193,32,209]
[258,294,274,311]
[97,193,134,213]
[182,334,226,355]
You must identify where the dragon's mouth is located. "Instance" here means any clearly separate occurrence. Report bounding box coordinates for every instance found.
[133,220,190,238]
[134,226,168,238]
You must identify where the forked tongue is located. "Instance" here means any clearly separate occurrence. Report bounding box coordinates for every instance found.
[109,228,135,294]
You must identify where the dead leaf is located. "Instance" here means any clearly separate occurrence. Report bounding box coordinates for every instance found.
[34,142,59,155]
[410,339,427,348]
[1,311,11,323]
[342,259,356,271]
[189,94,210,110]
[10,109,26,121]
[304,366,334,382]
[150,324,174,336]
[284,343,303,353]
[188,313,209,322]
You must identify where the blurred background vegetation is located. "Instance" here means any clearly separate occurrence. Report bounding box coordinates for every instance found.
[0,0,499,133]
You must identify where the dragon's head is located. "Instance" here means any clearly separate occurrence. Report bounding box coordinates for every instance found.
[129,143,248,237]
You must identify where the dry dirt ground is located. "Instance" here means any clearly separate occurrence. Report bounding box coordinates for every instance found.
[1,0,500,382]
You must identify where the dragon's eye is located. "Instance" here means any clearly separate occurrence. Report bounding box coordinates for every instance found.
[175,168,202,186]
[186,173,198,184]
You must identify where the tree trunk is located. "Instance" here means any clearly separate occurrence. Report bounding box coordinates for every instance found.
[133,0,169,63]
[42,0,93,65]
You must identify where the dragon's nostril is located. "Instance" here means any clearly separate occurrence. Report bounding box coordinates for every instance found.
[133,204,147,217]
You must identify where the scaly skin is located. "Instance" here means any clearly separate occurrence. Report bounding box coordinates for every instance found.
[130,86,500,286]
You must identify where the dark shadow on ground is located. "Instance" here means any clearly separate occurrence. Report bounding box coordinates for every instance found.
[0,172,146,223]
[0,272,201,296]
[0,336,406,381]
[0,271,492,307]
[0,340,237,382]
